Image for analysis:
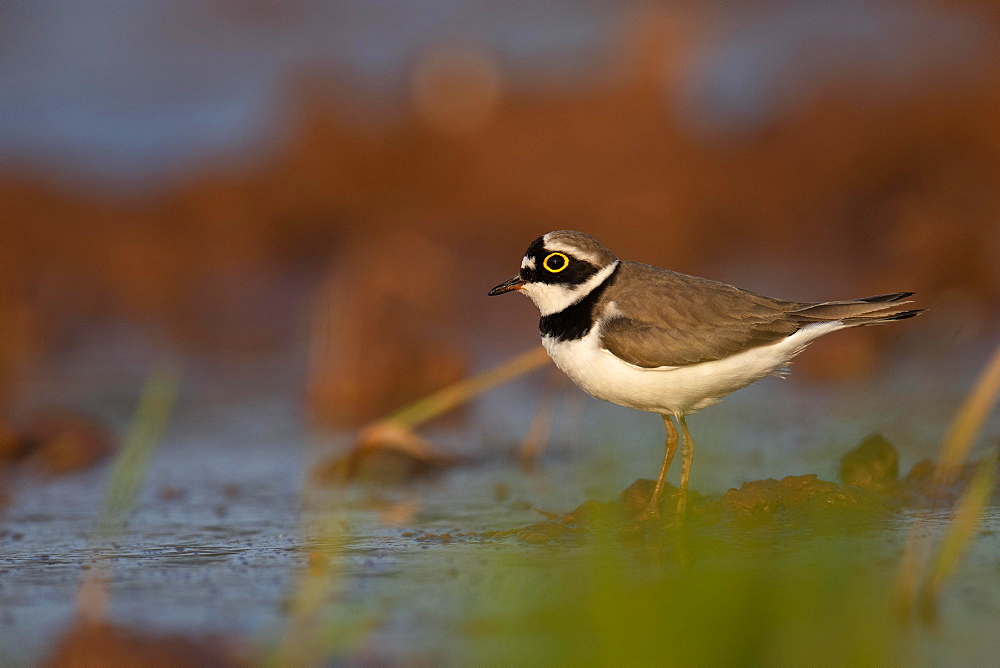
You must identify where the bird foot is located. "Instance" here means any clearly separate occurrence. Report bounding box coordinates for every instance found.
[633,504,661,523]
[627,506,683,533]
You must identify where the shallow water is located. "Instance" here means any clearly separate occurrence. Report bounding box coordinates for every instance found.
[1,339,998,665]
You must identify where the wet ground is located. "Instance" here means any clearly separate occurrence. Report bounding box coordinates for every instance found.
[1,334,999,665]
[4,1,998,663]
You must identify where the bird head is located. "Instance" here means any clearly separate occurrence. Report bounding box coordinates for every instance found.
[488,231,619,316]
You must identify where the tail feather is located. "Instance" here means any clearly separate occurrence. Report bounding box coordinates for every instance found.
[791,293,924,326]
[857,292,914,303]
[878,308,923,321]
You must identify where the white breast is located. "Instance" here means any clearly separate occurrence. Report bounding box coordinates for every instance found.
[542,321,845,415]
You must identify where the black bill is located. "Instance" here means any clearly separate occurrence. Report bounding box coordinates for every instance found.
[488,275,526,296]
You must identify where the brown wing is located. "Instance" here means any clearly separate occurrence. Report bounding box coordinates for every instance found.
[597,262,800,368]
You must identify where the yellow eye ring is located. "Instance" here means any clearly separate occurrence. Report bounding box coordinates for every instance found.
[543,252,569,273]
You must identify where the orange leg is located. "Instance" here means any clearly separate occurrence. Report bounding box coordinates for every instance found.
[635,414,679,521]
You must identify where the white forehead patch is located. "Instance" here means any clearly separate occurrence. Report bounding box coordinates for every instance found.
[542,236,601,265]
[521,256,535,270]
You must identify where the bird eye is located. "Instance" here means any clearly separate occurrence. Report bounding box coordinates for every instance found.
[543,252,569,273]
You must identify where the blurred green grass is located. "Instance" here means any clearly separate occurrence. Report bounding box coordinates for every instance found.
[462,531,905,667]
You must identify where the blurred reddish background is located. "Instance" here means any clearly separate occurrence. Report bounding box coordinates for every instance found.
[2,1,998,426]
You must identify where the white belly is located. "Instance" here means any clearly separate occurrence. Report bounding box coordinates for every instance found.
[542,321,844,415]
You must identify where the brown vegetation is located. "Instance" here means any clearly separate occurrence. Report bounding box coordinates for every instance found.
[0,412,115,476]
[1,7,997,422]
[45,620,247,668]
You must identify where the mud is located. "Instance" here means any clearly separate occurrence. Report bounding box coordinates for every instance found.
[44,620,247,668]
[505,473,894,544]
[312,421,458,484]
[2,404,998,666]
[498,436,997,544]
[0,412,116,477]
[840,432,899,492]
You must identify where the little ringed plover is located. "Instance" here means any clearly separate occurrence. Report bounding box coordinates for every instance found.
[489,230,922,521]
